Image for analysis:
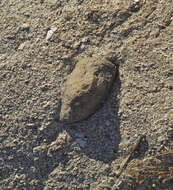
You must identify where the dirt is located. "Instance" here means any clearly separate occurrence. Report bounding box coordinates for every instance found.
[0,0,173,189]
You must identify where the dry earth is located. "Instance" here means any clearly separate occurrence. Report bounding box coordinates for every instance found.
[0,0,173,189]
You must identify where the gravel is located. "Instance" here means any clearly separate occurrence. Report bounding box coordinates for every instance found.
[0,0,173,189]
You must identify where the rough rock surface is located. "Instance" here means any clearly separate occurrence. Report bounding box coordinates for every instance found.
[60,56,117,124]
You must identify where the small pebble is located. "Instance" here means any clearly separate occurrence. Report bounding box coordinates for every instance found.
[18,41,30,50]
[157,136,165,145]
[26,123,37,128]
[20,23,30,31]
[46,26,57,40]
[134,0,140,3]
[73,41,80,49]
[82,37,88,43]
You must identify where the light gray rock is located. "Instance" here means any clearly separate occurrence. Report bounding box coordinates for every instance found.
[59,56,117,124]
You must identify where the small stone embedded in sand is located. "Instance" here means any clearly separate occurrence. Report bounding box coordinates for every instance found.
[59,56,117,124]
[19,23,30,31]
[18,41,30,50]
[46,26,57,40]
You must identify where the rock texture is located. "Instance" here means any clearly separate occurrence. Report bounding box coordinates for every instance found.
[60,56,117,124]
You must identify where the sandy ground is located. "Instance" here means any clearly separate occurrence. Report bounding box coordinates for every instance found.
[0,0,173,189]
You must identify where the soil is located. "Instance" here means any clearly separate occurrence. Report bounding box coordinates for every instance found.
[0,0,173,189]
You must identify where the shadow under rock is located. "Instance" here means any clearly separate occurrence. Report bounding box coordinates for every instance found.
[33,63,121,186]
[64,66,121,164]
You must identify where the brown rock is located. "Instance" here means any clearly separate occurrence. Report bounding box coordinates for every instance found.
[59,56,117,124]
